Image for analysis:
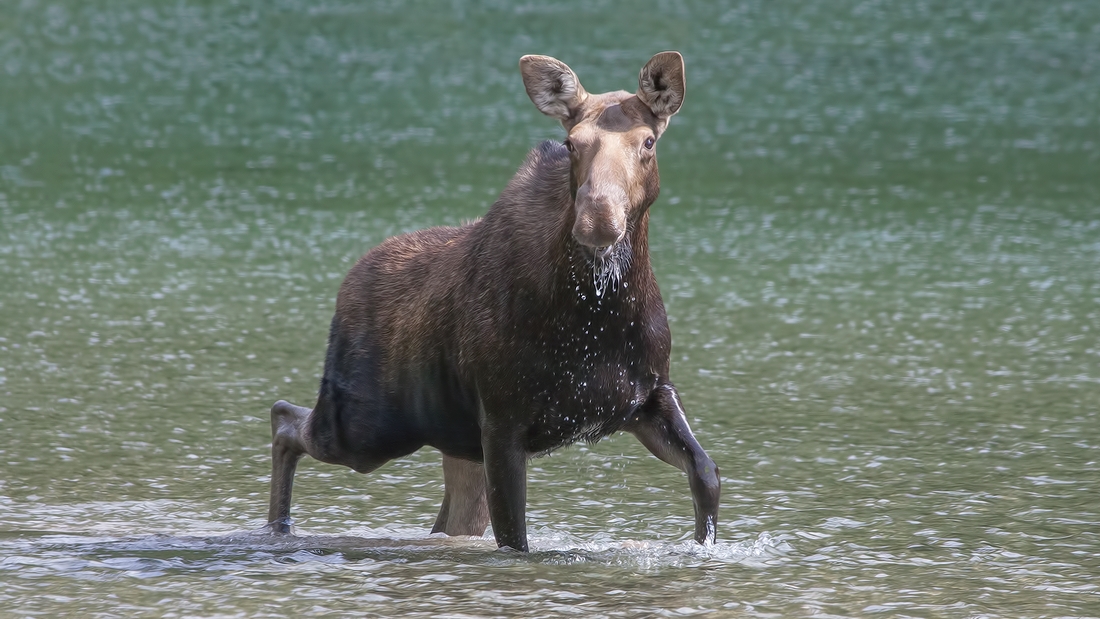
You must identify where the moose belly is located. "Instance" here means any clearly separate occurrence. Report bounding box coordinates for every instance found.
[523,362,653,455]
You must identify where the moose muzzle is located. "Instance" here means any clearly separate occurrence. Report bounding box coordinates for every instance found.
[572,182,628,249]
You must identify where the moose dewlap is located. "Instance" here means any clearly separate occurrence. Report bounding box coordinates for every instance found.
[266,51,720,552]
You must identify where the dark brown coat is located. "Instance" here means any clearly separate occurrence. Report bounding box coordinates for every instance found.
[267,52,720,551]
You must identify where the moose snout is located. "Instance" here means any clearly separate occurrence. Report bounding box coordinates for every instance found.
[572,184,627,249]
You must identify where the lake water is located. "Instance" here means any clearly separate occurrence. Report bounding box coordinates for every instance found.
[1,1,1098,616]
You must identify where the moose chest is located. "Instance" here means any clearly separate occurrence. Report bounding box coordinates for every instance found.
[506,289,668,454]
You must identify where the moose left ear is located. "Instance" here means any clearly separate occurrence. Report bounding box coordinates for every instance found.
[637,51,685,119]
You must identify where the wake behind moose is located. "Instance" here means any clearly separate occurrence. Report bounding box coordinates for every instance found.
[266,51,720,552]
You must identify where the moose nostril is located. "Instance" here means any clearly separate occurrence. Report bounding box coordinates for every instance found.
[572,185,628,249]
[574,224,625,250]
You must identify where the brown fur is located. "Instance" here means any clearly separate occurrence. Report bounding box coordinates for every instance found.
[266,52,719,551]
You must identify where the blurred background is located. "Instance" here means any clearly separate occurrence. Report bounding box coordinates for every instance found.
[1,1,1098,617]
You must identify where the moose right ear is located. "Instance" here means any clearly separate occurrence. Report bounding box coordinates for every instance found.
[519,55,588,123]
[637,51,685,120]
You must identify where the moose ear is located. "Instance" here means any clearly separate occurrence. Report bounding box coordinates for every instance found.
[637,51,685,119]
[520,55,588,123]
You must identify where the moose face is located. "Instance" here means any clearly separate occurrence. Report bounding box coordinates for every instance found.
[520,52,686,253]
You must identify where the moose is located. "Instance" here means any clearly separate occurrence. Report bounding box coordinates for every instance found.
[266,51,720,552]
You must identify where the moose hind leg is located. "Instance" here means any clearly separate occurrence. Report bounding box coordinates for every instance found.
[267,399,311,533]
[267,394,426,534]
[627,384,721,544]
[432,455,490,537]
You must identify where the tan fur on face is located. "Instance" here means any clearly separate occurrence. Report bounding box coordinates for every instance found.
[519,53,685,250]
[564,93,664,248]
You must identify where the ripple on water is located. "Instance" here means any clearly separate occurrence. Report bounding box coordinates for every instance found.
[2,0,1100,616]
[0,526,792,578]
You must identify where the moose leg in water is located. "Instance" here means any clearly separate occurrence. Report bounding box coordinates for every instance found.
[479,412,530,552]
[267,400,309,533]
[266,388,428,533]
[626,384,721,544]
[431,455,489,537]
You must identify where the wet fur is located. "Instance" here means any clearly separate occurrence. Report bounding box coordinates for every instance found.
[311,141,668,463]
[267,52,719,551]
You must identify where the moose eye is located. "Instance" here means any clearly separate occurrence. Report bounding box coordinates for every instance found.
[643,136,656,150]
[564,139,575,153]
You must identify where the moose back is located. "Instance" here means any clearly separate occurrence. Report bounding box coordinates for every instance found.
[266,51,720,552]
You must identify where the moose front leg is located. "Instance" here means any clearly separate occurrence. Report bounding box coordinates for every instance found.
[481,422,529,551]
[627,384,720,544]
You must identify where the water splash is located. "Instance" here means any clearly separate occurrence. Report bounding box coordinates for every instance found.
[591,241,632,297]
[523,528,792,568]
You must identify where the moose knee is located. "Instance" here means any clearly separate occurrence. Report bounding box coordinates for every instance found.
[270,400,310,455]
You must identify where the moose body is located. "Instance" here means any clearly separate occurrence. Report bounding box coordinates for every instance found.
[267,52,720,551]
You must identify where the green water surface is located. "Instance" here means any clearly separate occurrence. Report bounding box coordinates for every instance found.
[1,1,1098,617]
